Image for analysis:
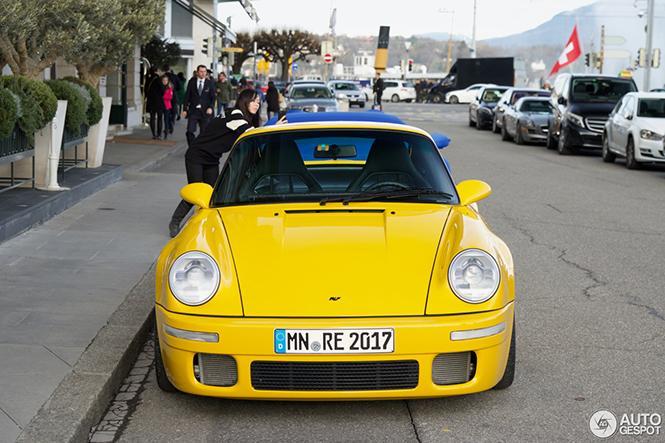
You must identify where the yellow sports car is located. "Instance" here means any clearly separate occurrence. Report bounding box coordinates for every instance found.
[155,111,515,399]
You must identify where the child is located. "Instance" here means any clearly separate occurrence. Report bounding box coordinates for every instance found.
[162,75,174,139]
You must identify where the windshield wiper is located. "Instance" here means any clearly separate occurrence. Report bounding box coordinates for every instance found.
[320,187,454,205]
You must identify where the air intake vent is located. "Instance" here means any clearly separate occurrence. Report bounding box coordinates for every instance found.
[431,352,475,385]
[196,354,238,387]
[251,360,419,391]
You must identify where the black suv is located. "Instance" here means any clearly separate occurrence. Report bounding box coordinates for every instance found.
[547,74,638,155]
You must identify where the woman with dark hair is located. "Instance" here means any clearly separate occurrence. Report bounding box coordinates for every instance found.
[168,88,286,237]
[176,72,186,120]
[145,66,165,139]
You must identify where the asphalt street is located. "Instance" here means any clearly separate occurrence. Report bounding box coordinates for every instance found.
[90,103,665,443]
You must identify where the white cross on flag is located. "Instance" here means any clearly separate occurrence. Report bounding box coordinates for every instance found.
[548,25,581,77]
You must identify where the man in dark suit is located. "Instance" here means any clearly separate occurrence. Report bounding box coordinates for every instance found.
[162,64,182,133]
[183,65,216,146]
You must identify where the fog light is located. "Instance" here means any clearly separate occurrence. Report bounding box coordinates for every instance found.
[450,322,506,341]
[164,324,219,342]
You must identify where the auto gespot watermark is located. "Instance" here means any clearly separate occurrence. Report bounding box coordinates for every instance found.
[590,410,662,438]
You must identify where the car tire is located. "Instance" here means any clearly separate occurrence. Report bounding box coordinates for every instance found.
[515,123,525,144]
[625,137,641,170]
[501,119,511,141]
[493,320,515,390]
[492,117,500,134]
[431,94,443,104]
[154,315,178,393]
[391,94,400,103]
[557,129,573,155]
[359,102,365,108]
[449,95,459,104]
[601,134,616,163]
[405,99,412,103]
[546,127,557,150]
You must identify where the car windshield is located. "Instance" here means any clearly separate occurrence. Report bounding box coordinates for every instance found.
[212,129,458,206]
[482,89,504,102]
[520,100,553,113]
[335,83,359,91]
[291,87,332,99]
[570,78,637,102]
[511,91,550,104]
[637,99,665,118]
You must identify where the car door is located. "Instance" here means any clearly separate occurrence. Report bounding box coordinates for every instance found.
[607,97,626,151]
[614,96,634,154]
[463,85,483,102]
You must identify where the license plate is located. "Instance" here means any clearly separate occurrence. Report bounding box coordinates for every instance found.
[274,328,394,354]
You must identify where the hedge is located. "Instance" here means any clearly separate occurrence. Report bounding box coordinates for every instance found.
[0,76,46,144]
[63,76,103,126]
[0,87,18,139]
[45,80,86,133]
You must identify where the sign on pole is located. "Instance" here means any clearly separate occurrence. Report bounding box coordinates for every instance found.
[324,53,333,64]
[292,62,298,73]
[603,49,632,59]
[604,36,627,46]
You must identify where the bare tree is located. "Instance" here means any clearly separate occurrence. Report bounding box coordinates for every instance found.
[256,29,320,80]
[231,32,256,75]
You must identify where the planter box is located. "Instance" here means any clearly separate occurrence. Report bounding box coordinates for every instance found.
[0,124,35,193]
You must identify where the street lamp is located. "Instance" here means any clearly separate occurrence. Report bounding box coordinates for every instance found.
[438,6,455,73]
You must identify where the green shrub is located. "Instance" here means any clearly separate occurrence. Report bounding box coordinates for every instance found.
[0,87,18,139]
[63,77,103,126]
[45,80,86,133]
[0,76,43,144]
[0,75,57,128]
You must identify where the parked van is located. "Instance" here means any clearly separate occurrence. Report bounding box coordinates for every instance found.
[547,74,638,155]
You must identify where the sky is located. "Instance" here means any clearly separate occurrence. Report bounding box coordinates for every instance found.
[219,0,600,41]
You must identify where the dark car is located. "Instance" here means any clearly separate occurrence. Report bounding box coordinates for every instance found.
[493,88,551,133]
[469,86,508,130]
[501,97,554,144]
[546,74,638,154]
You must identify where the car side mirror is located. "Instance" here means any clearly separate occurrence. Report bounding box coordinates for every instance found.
[180,183,213,209]
[557,96,566,105]
[457,180,491,206]
[431,133,451,149]
[624,112,633,120]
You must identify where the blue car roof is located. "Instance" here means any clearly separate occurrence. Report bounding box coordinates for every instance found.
[264,110,406,126]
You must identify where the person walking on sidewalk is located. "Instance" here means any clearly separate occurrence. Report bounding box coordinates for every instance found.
[162,75,174,139]
[146,66,165,140]
[372,71,385,109]
[215,72,233,116]
[265,81,280,120]
[162,65,182,132]
[182,65,216,146]
[176,72,186,120]
[169,89,270,237]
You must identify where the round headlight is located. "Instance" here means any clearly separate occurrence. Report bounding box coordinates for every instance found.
[168,251,220,306]
[448,249,500,303]
[337,93,345,99]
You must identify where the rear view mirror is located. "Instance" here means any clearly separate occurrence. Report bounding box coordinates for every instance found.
[313,144,357,159]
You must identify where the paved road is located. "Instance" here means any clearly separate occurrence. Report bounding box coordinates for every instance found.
[90,103,665,443]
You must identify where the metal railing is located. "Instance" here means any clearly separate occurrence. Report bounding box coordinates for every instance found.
[60,123,89,181]
[0,124,35,194]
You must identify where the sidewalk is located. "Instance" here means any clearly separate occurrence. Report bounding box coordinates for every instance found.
[0,119,190,443]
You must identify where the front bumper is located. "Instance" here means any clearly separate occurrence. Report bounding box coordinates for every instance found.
[566,123,603,149]
[521,124,548,143]
[477,110,494,127]
[636,138,665,163]
[155,303,514,400]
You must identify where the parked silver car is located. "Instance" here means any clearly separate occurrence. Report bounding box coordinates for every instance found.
[286,84,340,112]
[327,81,366,107]
[501,97,553,144]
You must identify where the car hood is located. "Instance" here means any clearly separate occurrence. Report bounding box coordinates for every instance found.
[480,102,498,109]
[634,117,665,132]
[522,112,550,123]
[288,98,337,108]
[219,204,451,317]
[568,101,617,117]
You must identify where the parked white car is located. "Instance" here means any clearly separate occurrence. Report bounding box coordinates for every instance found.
[445,83,493,104]
[363,80,416,103]
[602,92,665,169]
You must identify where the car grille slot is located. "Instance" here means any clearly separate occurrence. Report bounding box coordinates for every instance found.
[585,117,607,133]
[197,354,238,387]
[431,352,472,385]
[251,360,419,391]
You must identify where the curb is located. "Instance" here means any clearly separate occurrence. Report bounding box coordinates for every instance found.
[15,264,157,443]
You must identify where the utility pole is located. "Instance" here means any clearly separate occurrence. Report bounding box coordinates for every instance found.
[471,0,477,58]
[599,25,604,74]
[438,7,455,73]
[644,0,655,90]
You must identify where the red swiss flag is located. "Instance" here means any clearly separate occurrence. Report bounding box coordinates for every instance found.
[548,25,581,77]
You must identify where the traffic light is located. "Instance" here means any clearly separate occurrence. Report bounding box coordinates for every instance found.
[584,53,590,67]
[653,48,661,68]
[638,48,646,67]
[408,59,413,72]
[202,38,210,55]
